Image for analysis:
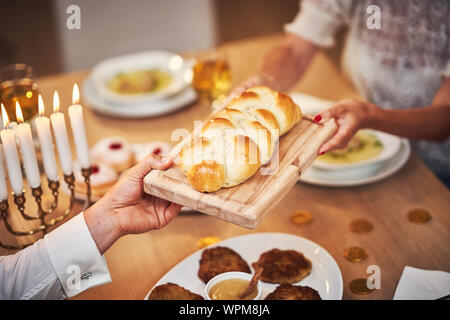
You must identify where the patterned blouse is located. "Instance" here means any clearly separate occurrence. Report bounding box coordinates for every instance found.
[285,0,450,179]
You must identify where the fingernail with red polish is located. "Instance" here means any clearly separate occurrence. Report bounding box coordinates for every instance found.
[318,151,325,155]
[313,115,322,122]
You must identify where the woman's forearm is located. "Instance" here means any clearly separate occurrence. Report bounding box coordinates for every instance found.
[224,34,318,106]
[258,34,317,92]
[366,79,450,141]
[367,103,450,141]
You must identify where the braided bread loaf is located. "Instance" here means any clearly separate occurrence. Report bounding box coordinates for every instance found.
[179,86,302,192]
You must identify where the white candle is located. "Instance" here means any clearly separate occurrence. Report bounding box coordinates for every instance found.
[68,84,90,169]
[0,104,24,195]
[50,91,73,175]
[35,95,58,181]
[15,102,41,188]
[0,145,8,200]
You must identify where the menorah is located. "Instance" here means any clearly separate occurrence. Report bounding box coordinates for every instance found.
[0,84,92,251]
[0,169,92,250]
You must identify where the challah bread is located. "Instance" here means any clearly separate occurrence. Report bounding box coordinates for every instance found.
[179,86,302,192]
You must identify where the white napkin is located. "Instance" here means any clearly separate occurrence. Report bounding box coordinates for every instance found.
[394,266,450,300]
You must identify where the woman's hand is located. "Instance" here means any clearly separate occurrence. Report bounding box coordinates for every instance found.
[315,86,450,155]
[314,99,377,154]
[84,154,182,254]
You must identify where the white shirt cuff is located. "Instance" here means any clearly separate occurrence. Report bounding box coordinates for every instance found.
[44,212,112,298]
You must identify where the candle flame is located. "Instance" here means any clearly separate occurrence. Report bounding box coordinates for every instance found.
[72,83,80,104]
[1,103,9,128]
[16,101,24,124]
[53,90,60,113]
[38,94,45,116]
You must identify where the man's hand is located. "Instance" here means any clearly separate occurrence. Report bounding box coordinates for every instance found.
[84,155,182,254]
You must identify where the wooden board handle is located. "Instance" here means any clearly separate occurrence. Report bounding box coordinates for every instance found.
[292,119,337,169]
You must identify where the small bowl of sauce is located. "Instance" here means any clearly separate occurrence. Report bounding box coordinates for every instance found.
[205,272,261,300]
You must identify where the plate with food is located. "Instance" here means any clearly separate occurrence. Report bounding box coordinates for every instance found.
[90,50,191,104]
[300,138,411,187]
[145,232,343,300]
[313,130,402,171]
[82,75,196,118]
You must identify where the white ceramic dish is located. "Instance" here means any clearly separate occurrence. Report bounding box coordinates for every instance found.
[290,92,334,116]
[90,50,190,104]
[300,139,411,187]
[312,130,402,171]
[145,232,343,300]
[204,271,262,300]
[82,76,196,118]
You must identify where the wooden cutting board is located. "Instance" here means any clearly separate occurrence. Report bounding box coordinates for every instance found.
[144,117,337,229]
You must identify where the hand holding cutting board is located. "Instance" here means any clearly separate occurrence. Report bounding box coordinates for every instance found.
[144,86,337,229]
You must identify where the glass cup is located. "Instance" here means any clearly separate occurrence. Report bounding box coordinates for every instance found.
[190,49,231,107]
[0,64,39,123]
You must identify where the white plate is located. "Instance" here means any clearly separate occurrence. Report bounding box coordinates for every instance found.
[312,130,402,171]
[290,92,334,116]
[145,232,343,300]
[90,50,191,104]
[82,76,197,118]
[300,139,411,187]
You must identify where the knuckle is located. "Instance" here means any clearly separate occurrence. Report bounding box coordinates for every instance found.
[333,104,345,113]
[334,141,347,150]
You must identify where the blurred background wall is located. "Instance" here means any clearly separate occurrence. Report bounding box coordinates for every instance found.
[51,0,218,72]
[0,0,64,75]
[0,0,299,76]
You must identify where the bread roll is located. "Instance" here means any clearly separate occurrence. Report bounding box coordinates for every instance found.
[179,86,302,192]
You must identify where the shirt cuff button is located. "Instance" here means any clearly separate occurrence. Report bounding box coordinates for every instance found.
[81,272,92,280]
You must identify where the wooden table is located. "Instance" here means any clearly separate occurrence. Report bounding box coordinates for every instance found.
[3,34,449,300]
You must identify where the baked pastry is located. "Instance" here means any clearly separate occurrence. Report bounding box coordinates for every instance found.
[148,283,204,300]
[264,284,321,300]
[198,246,251,283]
[90,136,134,172]
[252,248,312,284]
[74,161,118,198]
[133,141,172,163]
[179,86,302,192]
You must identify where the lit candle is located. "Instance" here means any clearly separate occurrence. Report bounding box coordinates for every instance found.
[0,104,24,195]
[15,102,41,188]
[35,95,58,181]
[50,91,73,175]
[68,83,90,169]
[0,145,8,200]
